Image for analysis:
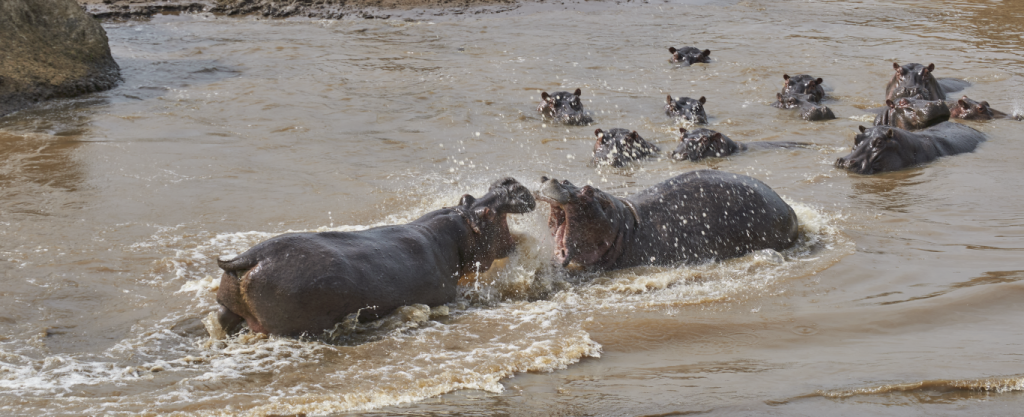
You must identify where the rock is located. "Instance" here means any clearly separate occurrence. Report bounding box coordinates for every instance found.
[0,0,121,117]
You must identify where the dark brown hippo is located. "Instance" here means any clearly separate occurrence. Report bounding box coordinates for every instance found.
[885,62,969,101]
[670,128,809,162]
[535,170,799,270]
[665,95,708,124]
[591,128,661,167]
[215,178,536,337]
[873,97,950,130]
[949,95,1021,121]
[773,93,836,121]
[538,88,594,126]
[668,46,711,66]
[835,122,985,175]
[775,74,825,103]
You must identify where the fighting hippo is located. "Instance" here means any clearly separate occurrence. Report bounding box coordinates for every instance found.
[949,95,1021,121]
[670,128,809,162]
[773,93,836,121]
[835,122,985,175]
[775,74,825,103]
[535,170,799,270]
[215,178,536,337]
[668,46,711,66]
[538,88,594,126]
[873,97,950,130]
[885,62,969,101]
[666,95,708,124]
[591,128,661,167]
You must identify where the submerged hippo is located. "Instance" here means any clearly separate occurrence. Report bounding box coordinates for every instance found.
[668,46,711,66]
[949,95,1021,121]
[873,97,950,130]
[670,128,809,162]
[835,122,985,175]
[538,88,594,126]
[776,74,825,103]
[591,128,661,167]
[773,93,836,121]
[215,178,536,337]
[536,170,799,270]
[885,62,969,101]
[666,95,708,124]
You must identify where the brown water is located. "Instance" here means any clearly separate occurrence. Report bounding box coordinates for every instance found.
[2,0,1024,415]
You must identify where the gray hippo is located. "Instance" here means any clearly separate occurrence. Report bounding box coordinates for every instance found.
[835,122,985,175]
[670,128,809,162]
[885,62,969,101]
[873,97,950,130]
[949,95,1021,121]
[535,170,799,270]
[538,88,594,126]
[666,95,708,124]
[591,128,661,167]
[215,178,536,337]
[668,46,711,66]
[773,92,836,121]
[775,74,825,103]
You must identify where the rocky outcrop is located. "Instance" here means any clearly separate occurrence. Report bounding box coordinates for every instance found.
[0,0,121,117]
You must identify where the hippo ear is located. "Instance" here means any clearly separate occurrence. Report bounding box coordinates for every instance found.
[626,131,640,143]
[885,129,895,139]
[698,96,706,104]
[459,194,476,207]
[958,99,968,109]
[574,88,582,97]
[668,47,676,53]
[815,77,823,85]
[885,99,895,108]
[580,185,596,197]
[858,125,867,133]
[927,63,935,72]
[666,95,673,104]
[783,74,790,81]
[776,92,783,101]
[594,128,604,138]
[980,101,990,108]
[702,49,710,57]
[541,92,551,101]
[893,62,901,70]
[710,132,723,143]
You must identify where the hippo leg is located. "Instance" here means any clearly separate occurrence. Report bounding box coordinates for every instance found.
[217,305,245,335]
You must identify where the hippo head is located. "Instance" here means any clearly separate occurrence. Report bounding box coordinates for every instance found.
[886,62,944,101]
[781,74,825,102]
[671,127,734,162]
[592,128,660,167]
[538,88,592,125]
[950,96,995,120]
[875,98,950,130]
[665,95,708,124]
[834,126,906,175]
[452,177,536,272]
[668,46,711,65]
[774,93,835,121]
[535,177,635,268]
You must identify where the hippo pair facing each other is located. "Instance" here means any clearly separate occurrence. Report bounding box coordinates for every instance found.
[536,170,799,270]
[215,178,535,337]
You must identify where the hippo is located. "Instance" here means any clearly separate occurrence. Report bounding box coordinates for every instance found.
[535,170,799,271]
[949,95,1021,121]
[834,122,985,175]
[773,92,836,121]
[214,178,536,337]
[668,46,711,66]
[591,128,661,167]
[670,127,809,162]
[775,74,825,103]
[666,95,708,124]
[885,62,969,101]
[538,88,594,126]
[873,97,950,130]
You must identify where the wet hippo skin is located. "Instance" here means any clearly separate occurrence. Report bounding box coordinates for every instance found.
[835,122,985,175]
[536,170,799,271]
[215,178,536,336]
[665,95,708,124]
[591,128,660,167]
[670,128,809,162]
[668,46,711,66]
[873,97,951,130]
[538,88,594,126]
[885,62,969,101]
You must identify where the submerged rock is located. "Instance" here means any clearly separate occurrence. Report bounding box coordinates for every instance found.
[0,0,121,117]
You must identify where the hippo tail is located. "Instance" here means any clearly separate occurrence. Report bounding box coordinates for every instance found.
[217,253,258,279]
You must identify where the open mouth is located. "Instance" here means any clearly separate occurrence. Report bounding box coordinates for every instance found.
[535,192,572,266]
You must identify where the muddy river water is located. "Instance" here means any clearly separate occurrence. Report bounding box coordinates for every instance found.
[2,0,1024,415]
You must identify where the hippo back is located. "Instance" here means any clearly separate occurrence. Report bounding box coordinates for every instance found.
[624,170,799,266]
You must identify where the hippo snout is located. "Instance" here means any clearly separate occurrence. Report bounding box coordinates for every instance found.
[537,177,574,204]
